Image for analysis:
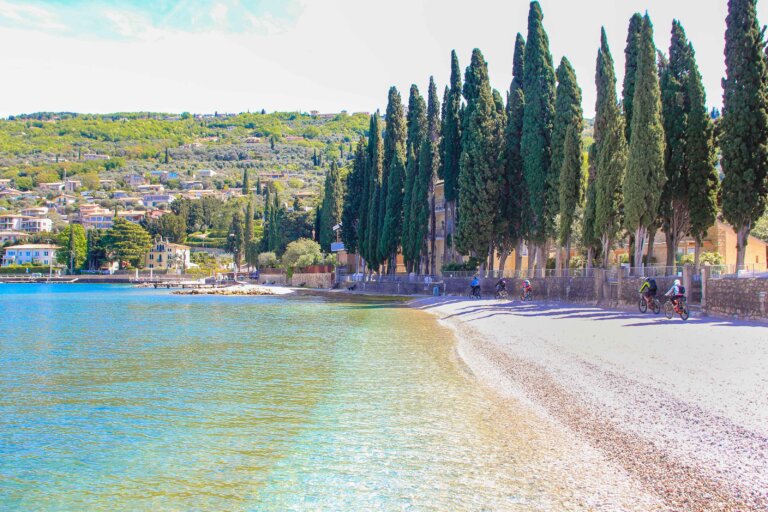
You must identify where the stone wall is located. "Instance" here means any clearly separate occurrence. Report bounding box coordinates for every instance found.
[705,278,768,319]
[291,272,333,289]
[260,273,288,285]
[620,276,678,305]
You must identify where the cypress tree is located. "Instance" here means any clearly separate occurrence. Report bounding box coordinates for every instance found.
[551,57,582,246]
[378,87,406,269]
[659,21,693,267]
[594,28,628,267]
[242,168,250,196]
[503,34,527,271]
[721,0,768,268]
[409,77,441,274]
[342,137,367,255]
[357,119,374,267]
[244,200,255,270]
[623,13,644,142]
[319,161,344,251]
[455,49,505,263]
[582,142,600,267]
[623,14,666,269]
[365,112,384,271]
[402,85,427,271]
[227,211,245,272]
[686,41,719,268]
[439,51,463,263]
[521,1,556,263]
[256,177,262,195]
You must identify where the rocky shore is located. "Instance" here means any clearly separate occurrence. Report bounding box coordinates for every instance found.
[172,285,293,296]
[413,297,768,511]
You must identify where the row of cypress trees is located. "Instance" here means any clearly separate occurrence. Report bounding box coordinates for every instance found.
[338,0,766,274]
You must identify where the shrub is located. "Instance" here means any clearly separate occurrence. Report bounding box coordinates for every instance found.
[257,251,278,268]
[281,238,322,269]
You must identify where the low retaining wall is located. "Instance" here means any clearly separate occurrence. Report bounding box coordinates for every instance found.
[704,278,768,319]
[292,272,333,289]
[260,273,288,285]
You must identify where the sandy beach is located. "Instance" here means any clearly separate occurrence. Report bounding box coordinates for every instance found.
[172,284,295,296]
[413,297,768,511]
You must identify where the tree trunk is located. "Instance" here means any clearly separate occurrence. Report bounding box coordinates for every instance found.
[563,238,571,276]
[693,238,701,271]
[736,223,750,269]
[601,233,611,269]
[586,246,594,270]
[634,226,647,272]
[538,242,548,277]
[498,247,510,278]
[555,243,563,276]
[527,243,536,275]
[487,244,495,277]
[429,189,437,275]
[665,230,675,268]
[646,225,657,268]
[514,241,523,278]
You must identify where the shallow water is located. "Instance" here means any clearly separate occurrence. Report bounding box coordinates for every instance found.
[1,284,571,510]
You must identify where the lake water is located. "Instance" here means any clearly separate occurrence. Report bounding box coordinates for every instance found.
[0,284,565,510]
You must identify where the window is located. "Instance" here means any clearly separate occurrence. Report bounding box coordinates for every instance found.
[44,252,48,256]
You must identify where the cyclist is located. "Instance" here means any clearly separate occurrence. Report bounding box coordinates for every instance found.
[495,278,507,293]
[521,279,533,300]
[470,275,481,298]
[638,277,658,304]
[664,279,686,308]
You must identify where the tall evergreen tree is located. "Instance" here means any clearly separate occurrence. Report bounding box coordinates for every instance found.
[551,57,582,254]
[439,50,463,262]
[594,28,628,267]
[582,143,600,267]
[378,87,407,269]
[402,85,427,271]
[521,1,556,265]
[686,41,719,268]
[721,0,768,267]
[319,161,344,252]
[624,14,667,269]
[244,200,256,270]
[554,57,584,272]
[502,34,527,271]
[409,77,441,274]
[242,168,250,196]
[364,112,384,271]
[623,13,644,142]
[227,211,245,272]
[341,137,367,255]
[455,49,505,264]
[659,21,693,267]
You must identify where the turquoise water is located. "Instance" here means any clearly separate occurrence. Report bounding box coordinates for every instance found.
[0,284,543,510]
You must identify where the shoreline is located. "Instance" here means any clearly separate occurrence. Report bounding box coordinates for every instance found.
[412,296,768,512]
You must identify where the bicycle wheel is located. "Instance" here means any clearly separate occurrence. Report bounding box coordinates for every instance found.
[651,298,661,314]
[638,296,647,313]
[680,305,689,321]
[664,301,674,319]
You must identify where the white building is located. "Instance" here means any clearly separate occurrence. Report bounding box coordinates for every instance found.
[20,217,52,233]
[2,244,59,267]
[198,169,217,178]
[142,194,175,208]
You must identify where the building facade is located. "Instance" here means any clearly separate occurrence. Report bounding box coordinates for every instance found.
[2,244,59,267]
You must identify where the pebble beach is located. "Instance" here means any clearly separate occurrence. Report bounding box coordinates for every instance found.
[413,297,768,512]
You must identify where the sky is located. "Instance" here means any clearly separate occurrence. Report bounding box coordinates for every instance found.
[1,0,766,118]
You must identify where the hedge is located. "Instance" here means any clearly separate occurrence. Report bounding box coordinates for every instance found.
[0,265,57,274]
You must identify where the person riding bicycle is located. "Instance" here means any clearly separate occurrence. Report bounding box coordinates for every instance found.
[495,278,507,293]
[470,276,481,297]
[664,279,686,307]
[638,277,658,302]
[522,279,533,298]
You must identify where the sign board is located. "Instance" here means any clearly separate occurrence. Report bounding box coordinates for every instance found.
[331,242,345,252]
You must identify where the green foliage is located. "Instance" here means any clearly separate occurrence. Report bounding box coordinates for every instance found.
[502,33,527,247]
[521,1,556,243]
[102,218,152,268]
[594,28,628,258]
[558,123,584,246]
[226,210,245,270]
[363,113,384,270]
[142,213,187,243]
[257,251,278,268]
[685,37,719,244]
[721,0,768,261]
[622,13,644,141]
[319,161,344,251]
[624,15,666,236]
[55,223,87,270]
[402,87,427,269]
[442,258,480,272]
[244,201,256,268]
[282,238,323,269]
[341,137,366,254]
[378,87,407,264]
[440,50,463,204]
[456,49,505,257]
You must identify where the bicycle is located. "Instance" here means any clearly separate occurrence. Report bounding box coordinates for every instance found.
[470,286,482,300]
[495,287,509,300]
[638,292,661,314]
[520,289,534,301]
[664,295,689,321]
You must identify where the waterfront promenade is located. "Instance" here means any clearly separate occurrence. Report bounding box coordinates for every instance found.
[414,297,768,511]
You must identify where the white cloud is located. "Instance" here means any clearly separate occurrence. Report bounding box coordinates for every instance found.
[0,0,66,31]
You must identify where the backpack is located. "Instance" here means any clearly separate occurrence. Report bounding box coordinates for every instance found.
[678,285,686,295]
[648,278,657,291]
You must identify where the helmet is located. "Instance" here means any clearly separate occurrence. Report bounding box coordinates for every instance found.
[674,279,681,286]
[524,279,530,285]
